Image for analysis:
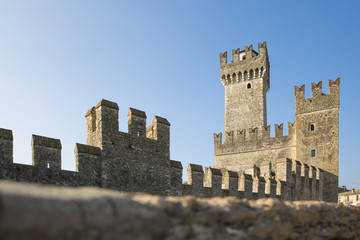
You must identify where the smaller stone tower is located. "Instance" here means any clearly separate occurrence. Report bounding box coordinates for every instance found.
[295,79,340,202]
[85,99,172,194]
[220,42,270,134]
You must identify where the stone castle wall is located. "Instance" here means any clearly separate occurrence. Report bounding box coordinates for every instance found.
[214,42,340,202]
[0,99,323,201]
[0,42,338,202]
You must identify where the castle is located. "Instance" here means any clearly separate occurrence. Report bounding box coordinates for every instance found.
[0,42,340,202]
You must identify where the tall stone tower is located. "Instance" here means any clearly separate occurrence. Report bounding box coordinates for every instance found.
[220,42,270,134]
[214,42,340,202]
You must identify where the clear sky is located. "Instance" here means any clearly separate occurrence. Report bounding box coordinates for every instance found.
[0,1,359,189]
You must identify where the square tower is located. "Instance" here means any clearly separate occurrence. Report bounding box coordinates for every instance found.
[294,79,340,202]
[220,42,270,133]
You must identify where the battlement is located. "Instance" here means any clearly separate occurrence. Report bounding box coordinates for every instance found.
[0,44,339,202]
[219,42,269,88]
[0,96,326,201]
[214,122,296,153]
[182,158,323,200]
[0,99,173,195]
[295,79,340,114]
[85,99,170,150]
[0,129,101,186]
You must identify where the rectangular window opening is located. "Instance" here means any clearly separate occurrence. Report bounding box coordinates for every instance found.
[311,150,316,157]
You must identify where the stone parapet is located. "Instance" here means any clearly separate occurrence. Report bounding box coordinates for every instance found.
[1,181,358,240]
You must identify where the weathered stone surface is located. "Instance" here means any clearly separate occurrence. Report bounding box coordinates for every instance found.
[0,43,339,202]
[215,42,339,202]
[0,128,13,140]
[32,135,62,149]
[0,181,358,240]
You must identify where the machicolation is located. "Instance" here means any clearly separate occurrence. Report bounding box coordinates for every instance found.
[0,42,340,202]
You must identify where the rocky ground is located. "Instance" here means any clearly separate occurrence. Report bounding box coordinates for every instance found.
[0,181,359,240]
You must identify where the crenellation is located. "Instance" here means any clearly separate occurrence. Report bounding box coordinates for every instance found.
[259,160,271,179]
[317,168,324,201]
[247,127,258,141]
[0,42,337,202]
[288,122,296,136]
[213,133,222,146]
[74,143,101,186]
[244,45,254,58]
[86,99,119,147]
[262,125,271,139]
[185,164,204,197]
[245,164,259,178]
[258,42,267,56]
[276,180,286,199]
[179,158,322,200]
[240,173,253,199]
[295,79,340,114]
[266,177,277,198]
[0,128,13,141]
[294,85,305,99]
[274,158,293,182]
[275,123,283,138]
[224,131,234,144]
[292,160,302,200]
[214,125,295,152]
[309,166,317,200]
[311,81,323,98]
[329,78,340,96]
[220,51,227,67]
[151,116,170,148]
[128,108,147,138]
[255,176,266,198]
[32,135,62,170]
[301,163,310,199]
[232,48,240,63]
[227,170,239,196]
[236,129,245,143]
[215,42,338,202]
[204,167,222,196]
[0,128,13,165]
[170,160,183,195]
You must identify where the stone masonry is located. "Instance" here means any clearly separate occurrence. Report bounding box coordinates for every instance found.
[214,42,339,202]
[1,181,359,240]
[0,42,339,202]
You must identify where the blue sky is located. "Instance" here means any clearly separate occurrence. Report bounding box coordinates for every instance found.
[0,1,359,188]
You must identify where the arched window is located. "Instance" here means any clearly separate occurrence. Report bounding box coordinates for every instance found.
[227,74,231,84]
[247,83,251,89]
[260,66,264,76]
[222,75,226,81]
[232,73,236,83]
[242,55,246,60]
[238,72,242,81]
[244,71,248,80]
[255,68,259,78]
[250,69,254,80]
[308,123,315,131]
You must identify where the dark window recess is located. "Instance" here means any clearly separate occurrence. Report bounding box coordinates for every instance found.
[247,83,252,89]
[311,150,316,157]
[309,124,315,131]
